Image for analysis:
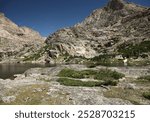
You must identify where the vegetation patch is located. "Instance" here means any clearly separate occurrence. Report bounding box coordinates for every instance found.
[58,69,97,79]
[103,87,147,105]
[57,78,101,87]
[127,59,150,66]
[23,45,51,61]
[23,51,44,61]
[0,84,71,105]
[57,68,124,87]
[58,68,124,80]
[143,91,150,100]
[138,75,150,81]
[117,41,150,58]
[57,78,118,87]
[88,54,125,67]
[94,69,124,80]
[88,55,150,67]
[136,75,150,83]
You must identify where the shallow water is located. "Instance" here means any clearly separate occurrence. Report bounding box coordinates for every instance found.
[0,63,52,79]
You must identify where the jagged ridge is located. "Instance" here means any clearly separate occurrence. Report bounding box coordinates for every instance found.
[45,0,150,64]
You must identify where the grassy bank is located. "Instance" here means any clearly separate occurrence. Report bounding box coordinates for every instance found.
[57,68,124,87]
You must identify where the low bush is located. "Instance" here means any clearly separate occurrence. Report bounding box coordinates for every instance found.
[143,92,150,100]
[57,68,124,87]
[57,78,118,87]
[117,41,150,58]
[58,69,97,79]
[58,68,124,80]
[94,69,124,80]
[57,78,101,87]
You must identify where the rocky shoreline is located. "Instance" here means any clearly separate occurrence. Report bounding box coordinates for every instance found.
[0,64,150,105]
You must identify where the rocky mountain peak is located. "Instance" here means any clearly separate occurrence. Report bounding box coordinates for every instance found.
[45,0,150,63]
[106,0,126,10]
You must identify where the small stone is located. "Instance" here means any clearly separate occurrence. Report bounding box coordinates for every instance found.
[119,77,126,82]
[24,97,30,102]
[124,83,136,90]
[36,88,43,92]
[33,88,43,93]
[69,97,73,101]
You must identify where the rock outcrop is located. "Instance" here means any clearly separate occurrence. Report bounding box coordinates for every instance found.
[45,0,150,63]
[0,13,44,63]
[0,64,150,105]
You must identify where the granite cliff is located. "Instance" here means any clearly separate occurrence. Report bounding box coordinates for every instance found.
[0,13,44,63]
[45,0,150,65]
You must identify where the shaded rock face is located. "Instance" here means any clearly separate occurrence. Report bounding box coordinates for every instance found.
[0,13,44,62]
[45,0,150,62]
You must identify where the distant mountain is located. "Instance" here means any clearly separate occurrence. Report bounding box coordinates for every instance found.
[0,13,44,63]
[45,0,150,64]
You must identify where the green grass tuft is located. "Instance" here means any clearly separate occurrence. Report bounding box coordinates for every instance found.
[143,92,150,100]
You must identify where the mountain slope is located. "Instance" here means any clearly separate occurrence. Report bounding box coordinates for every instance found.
[45,0,150,64]
[0,13,44,63]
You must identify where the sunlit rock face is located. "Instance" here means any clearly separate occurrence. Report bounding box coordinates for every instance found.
[0,13,44,62]
[45,0,150,62]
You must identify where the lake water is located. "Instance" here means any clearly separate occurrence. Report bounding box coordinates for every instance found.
[0,63,52,79]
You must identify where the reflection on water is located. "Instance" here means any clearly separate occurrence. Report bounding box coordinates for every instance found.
[0,63,52,79]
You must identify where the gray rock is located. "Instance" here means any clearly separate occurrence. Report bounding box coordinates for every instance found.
[45,0,150,63]
[0,13,44,63]
[124,83,136,90]
[2,96,16,103]
[33,88,43,93]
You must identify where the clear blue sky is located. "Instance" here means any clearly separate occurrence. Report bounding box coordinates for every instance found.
[0,0,150,37]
